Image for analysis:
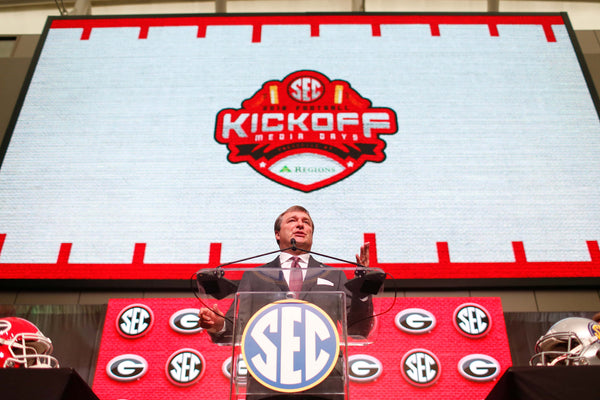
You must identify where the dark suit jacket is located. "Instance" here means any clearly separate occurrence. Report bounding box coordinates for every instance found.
[211,256,374,399]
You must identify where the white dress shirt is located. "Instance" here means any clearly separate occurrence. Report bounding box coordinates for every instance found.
[279,252,310,288]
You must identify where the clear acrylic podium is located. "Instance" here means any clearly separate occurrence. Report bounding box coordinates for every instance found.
[196,265,385,400]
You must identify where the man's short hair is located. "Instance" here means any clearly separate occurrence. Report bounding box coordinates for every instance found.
[274,205,314,233]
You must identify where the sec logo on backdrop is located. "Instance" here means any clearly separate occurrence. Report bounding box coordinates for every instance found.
[453,303,492,338]
[116,303,154,339]
[241,299,339,393]
[165,348,206,387]
[401,349,441,388]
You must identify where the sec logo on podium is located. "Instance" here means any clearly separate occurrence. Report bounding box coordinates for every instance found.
[241,299,340,393]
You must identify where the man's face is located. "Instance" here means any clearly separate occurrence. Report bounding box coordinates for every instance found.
[275,210,313,251]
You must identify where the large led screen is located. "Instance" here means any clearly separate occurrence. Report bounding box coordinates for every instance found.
[1,13,599,288]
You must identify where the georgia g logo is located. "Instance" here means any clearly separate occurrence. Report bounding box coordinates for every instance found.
[241,299,340,393]
[222,356,248,382]
[457,354,501,382]
[348,354,383,383]
[106,354,148,382]
[169,308,203,334]
[215,70,398,192]
[395,308,436,334]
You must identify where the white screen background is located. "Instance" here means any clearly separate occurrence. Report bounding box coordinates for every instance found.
[1,16,599,273]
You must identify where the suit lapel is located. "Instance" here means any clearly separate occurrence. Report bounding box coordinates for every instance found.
[303,256,323,288]
[264,255,328,296]
[298,256,327,298]
[263,257,289,292]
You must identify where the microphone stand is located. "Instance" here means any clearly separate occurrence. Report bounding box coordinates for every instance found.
[214,244,296,271]
[193,240,388,333]
[290,239,385,295]
[195,239,386,298]
[290,238,365,269]
[195,245,296,299]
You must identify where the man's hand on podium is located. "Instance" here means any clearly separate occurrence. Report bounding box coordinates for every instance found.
[199,304,225,334]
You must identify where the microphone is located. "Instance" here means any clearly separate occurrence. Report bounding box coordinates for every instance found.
[291,238,297,251]
[344,269,386,295]
[195,269,238,300]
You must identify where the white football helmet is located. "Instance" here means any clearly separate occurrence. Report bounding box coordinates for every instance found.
[530,317,600,366]
[0,317,59,368]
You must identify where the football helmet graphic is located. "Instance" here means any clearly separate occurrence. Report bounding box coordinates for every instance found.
[530,317,600,366]
[0,317,59,368]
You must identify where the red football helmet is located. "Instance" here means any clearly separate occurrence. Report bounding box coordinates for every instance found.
[0,317,59,368]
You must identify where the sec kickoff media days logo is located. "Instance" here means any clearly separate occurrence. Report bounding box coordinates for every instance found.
[241,299,340,393]
[215,70,398,192]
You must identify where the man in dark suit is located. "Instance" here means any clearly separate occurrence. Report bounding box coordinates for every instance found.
[199,205,374,399]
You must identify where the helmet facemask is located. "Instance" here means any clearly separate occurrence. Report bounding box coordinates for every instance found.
[530,318,600,366]
[0,319,60,369]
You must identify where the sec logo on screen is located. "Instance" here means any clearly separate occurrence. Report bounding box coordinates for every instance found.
[215,70,398,192]
[241,299,340,393]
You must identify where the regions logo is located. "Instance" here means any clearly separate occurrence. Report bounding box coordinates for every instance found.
[215,70,398,192]
[165,348,206,387]
[453,303,492,339]
[241,299,340,393]
[400,349,441,388]
[116,303,154,339]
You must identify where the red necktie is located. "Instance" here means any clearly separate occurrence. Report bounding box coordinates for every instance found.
[288,256,303,292]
